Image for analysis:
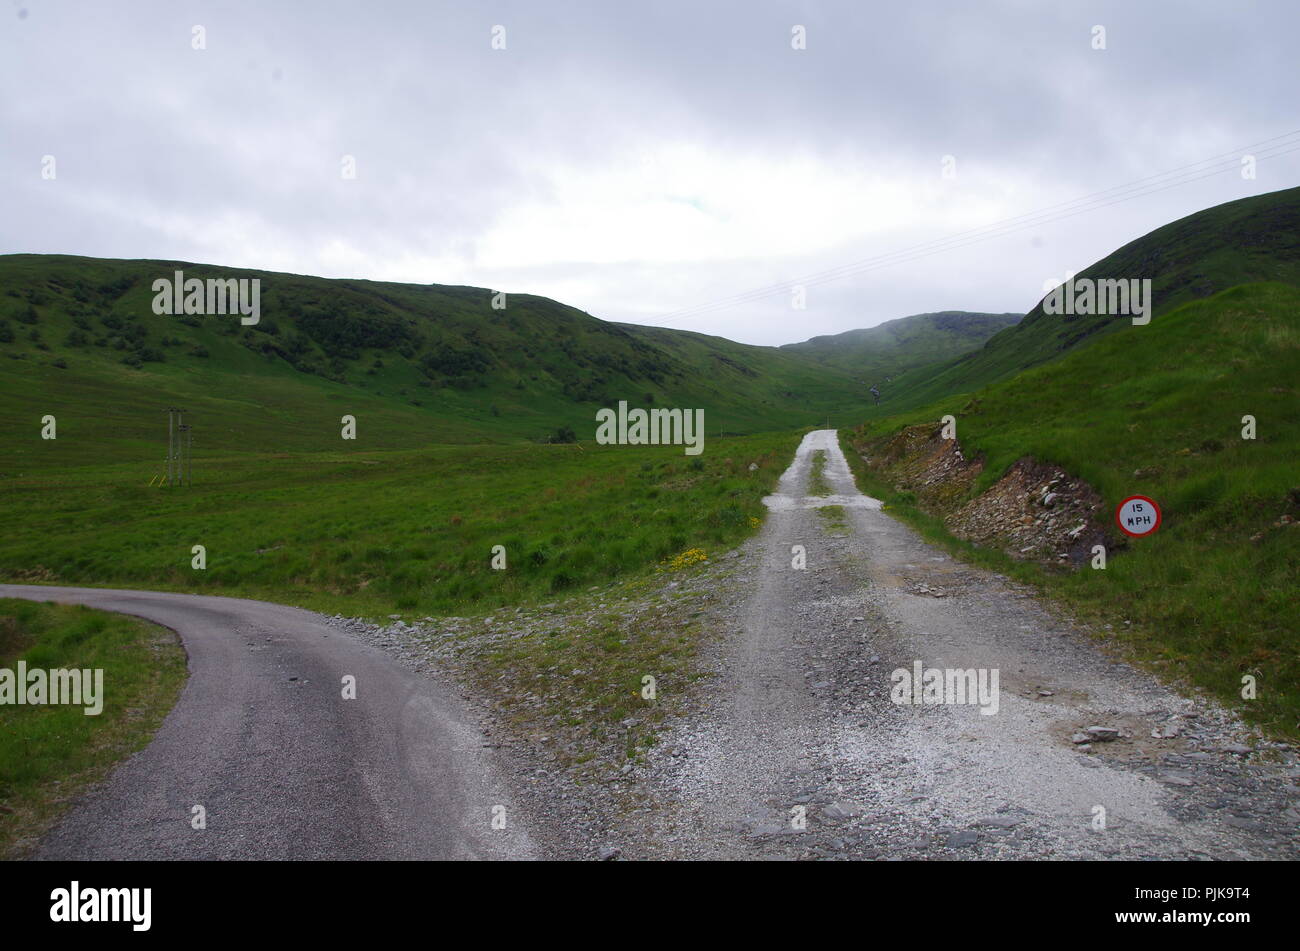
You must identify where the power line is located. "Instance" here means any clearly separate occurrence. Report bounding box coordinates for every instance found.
[650,131,1300,325]
[784,143,1300,294]
[656,137,1300,321]
[654,134,1300,320]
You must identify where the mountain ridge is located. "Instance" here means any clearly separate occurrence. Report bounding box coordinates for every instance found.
[868,185,1300,413]
[780,310,1022,381]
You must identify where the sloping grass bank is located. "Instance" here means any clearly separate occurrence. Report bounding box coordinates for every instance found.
[844,283,1300,739]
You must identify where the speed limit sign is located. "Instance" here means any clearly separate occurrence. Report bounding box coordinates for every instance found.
[1116,495,1162,537]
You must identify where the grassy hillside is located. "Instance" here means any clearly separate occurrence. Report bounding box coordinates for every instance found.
[0,254,870,626]
[870,186,1300,414]
[779,310,1021,381]
[617,321,878,423]
[848,282,1300,736]
[0,255,873,467]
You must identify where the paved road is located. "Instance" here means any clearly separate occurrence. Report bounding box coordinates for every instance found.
[0,585,533,860]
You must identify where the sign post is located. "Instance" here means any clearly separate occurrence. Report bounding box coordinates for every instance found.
[1116,495,1161,537]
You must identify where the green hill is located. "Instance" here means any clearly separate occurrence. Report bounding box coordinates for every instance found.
[871,186,1300,414]
[0,253,882,616]
[848,281,1300,735]
[0,254,874,467]
[779,310,1021,381]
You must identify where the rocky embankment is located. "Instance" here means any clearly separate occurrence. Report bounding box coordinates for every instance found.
[850,424,1110,567]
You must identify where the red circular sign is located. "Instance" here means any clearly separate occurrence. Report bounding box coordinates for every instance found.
[1115,495,1162,537]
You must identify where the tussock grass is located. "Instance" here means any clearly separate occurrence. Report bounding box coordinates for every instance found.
[808,449,831,496]
[817,504,848,532]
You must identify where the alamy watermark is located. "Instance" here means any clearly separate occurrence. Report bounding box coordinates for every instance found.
[1,662,104,715]
[151,269,260,325]
[595,400,705,456]
[890,661,1000,715]
[50,882,150,931]
[1041,272,1152,325]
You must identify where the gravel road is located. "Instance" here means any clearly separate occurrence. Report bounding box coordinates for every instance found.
[622,430,1299,859]
[0,585,533,860]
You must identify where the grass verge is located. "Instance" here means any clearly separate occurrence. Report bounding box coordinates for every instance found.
[0,598,187,857]
[839,298,1300,739]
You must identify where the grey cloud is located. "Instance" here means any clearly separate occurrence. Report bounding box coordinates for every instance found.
[1,0,1296,345]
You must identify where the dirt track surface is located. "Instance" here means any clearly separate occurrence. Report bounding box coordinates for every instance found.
[621,431,1299,859]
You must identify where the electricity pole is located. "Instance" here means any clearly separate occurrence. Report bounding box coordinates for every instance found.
[179,422,192,486]
[164,407,189,486]
[166,407,175,486]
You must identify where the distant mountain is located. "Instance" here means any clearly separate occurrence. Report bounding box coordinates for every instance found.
[874,185,1300,413]
[781,311,1021,381]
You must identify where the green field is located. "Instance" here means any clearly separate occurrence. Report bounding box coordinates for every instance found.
[0,433,801,618]
[0,599,187,857]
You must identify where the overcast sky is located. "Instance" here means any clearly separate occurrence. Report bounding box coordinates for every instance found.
[2,1,1297,345]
